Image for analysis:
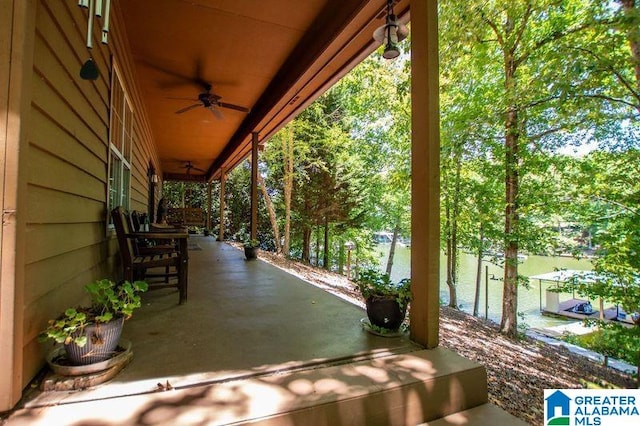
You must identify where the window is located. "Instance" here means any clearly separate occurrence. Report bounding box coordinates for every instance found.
[108,64,132,222]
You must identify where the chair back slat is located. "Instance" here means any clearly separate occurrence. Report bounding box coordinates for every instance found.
[111,206,135,262]
[130,211,141,232]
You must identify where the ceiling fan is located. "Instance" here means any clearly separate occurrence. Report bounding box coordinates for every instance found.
[180,161,206,174]
[171,83,250,120]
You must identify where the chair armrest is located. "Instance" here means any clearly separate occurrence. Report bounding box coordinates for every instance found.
[128,232,189,239]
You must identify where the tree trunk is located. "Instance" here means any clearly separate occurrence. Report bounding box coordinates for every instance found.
[449,154,462,308]
[445,193,455,307]
[445,149,462,309]
[473,224,484,317]
[257,171,282,254]
[283,125,294,257]
[323,216,330,270]
[620,0,640,114]
[385,224,400,276]
[338,240,345,274]
[302,226,311,263]
[501,48,520,339]
[315,225,321,267]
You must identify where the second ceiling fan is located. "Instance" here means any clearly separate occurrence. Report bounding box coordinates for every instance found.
[172,83,250,120]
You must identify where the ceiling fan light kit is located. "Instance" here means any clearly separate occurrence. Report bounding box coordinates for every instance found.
[373,0,408,60]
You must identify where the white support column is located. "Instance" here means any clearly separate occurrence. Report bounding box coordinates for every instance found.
[410,0,440,349]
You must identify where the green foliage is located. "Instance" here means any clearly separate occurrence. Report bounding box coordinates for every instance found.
[85,279,149,320]
[39,279,148,347]
[243,238,260,248]
[354,266,412,309]
[560,150,640,314]
[563,321,640,366]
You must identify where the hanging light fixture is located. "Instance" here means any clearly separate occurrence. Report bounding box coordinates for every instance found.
[373,0,409,60]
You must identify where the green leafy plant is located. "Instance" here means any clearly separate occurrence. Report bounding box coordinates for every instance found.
[354,267,412,308]
[39,279,148,347]
[244,238,260,248]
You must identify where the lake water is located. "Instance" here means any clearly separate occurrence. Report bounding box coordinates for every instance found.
[375,244,593,329]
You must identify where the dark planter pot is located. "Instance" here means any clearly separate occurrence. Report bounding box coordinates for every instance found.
[64,317,124,365]
[244,246,258,260]
[365,295,407,331]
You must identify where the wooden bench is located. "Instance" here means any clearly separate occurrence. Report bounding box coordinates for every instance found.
[166,207,206,227]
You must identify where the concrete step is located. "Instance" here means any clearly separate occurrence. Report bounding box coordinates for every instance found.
[420,403,529,425]
[6,347,490,425]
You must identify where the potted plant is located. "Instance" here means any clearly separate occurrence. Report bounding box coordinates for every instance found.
[39,279,148,365]
[244,238,260,260]
[355,267,411,333]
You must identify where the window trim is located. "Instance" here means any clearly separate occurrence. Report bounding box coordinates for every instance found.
[107,61,133,230]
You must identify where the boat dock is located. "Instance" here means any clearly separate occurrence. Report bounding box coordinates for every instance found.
[530,270,636,326]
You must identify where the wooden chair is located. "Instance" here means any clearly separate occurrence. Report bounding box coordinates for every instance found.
[111,206,189,304]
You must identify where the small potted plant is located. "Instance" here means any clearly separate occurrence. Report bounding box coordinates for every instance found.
[355,267,411,333]
[244,238,260,260]
[39,279,148,365]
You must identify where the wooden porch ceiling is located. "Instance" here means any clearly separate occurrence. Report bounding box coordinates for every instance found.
[119,0,410,182]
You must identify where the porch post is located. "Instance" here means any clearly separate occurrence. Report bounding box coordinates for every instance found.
[250,131,259,241]
[410,0,440,348]
[206,181,212,231]
[0,0,35,411]
[218,169,226,241]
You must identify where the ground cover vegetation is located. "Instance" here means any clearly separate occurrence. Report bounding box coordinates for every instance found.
[166,1,640,363]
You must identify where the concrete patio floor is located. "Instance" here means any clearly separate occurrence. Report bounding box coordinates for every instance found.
[9,239,417,410]
[5,238,529,425]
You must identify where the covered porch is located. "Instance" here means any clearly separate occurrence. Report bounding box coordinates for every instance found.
[0,1,526,422]
[6,238,505,425]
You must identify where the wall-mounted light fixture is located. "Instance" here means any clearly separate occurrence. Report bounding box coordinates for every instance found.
[372,0,409,60]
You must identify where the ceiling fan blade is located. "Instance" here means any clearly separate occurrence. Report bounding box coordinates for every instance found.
[175,103,202,114]
[167,96,197,101]
[209,106,224,120]
[218,102,250,113]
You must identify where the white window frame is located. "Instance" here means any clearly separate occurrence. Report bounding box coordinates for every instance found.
[107,62,133,227]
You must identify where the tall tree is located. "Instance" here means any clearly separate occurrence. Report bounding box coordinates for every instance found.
[336,51,412,277]
[443,0,620,337]
[283,124,294,257]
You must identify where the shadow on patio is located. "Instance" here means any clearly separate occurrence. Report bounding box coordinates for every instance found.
[7,238,502,425]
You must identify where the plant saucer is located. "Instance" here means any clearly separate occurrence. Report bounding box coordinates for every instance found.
[360,318,404,337]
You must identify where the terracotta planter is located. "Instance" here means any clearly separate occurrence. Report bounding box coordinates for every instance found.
[365,295,407,331]
[64,317,124,365]
[244,246,258,260]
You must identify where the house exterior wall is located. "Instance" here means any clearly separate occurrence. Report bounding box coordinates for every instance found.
[0,0,161,410]
[0,0,34,411]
